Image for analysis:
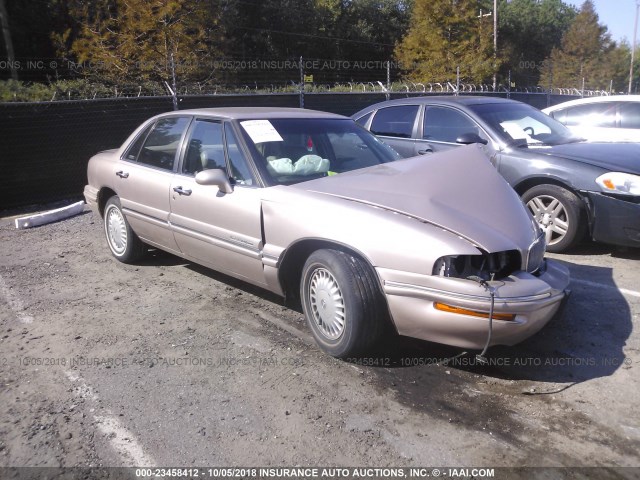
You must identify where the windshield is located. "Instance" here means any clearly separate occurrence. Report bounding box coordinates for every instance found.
[239,118,400,185]
[469,103,581,147]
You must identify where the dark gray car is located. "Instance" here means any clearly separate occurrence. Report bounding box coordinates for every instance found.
[353,96,640,252]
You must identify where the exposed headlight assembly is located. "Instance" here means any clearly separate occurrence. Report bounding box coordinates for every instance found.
[596,172,640,196]
[432,250,521,280]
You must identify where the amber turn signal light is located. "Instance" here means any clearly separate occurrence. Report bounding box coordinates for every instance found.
[434,302,516,321]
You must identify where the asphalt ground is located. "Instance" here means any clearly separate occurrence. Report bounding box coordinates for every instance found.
[0,206,638,478]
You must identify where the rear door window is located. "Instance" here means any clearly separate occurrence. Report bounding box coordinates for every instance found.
[564,102,616,127]
[137,116,190,170]
[124,123,153,161]
[370,105,419,138]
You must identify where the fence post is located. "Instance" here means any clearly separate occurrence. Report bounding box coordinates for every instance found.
[299,56,304,109]
[456,66,460,96]
[170,53,178,111]
[386,61,391,101]
[547,60,553,107]
[507,70,511,99]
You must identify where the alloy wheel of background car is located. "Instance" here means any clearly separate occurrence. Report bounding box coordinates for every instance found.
[103,196,146,263]
[300,249,387,358]
[522,184,586,253]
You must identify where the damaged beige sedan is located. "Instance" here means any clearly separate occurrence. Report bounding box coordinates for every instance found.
[84,108,570,358]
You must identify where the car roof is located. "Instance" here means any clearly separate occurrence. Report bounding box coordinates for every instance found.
[157,107,347,120]
[543,95,640,112]
[351,96,524,116]
[365,95,521,107]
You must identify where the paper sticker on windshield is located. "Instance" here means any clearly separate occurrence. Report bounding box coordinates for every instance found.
[240,120,284,143]
[500,122,529,140]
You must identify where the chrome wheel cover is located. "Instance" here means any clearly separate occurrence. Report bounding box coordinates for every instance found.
[105,205,128,255]
[526,195,569,246]
[308,267,346,340]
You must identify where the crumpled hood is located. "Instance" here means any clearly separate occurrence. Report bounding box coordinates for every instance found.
[534,142,640,174]
[293,145,537,252]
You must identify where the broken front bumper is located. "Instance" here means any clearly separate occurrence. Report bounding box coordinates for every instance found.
[378,259,570,349]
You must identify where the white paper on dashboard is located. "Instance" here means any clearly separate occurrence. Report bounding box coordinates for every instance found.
[240,120,284,143]
[500,122,529,140]
[499,121,542,144]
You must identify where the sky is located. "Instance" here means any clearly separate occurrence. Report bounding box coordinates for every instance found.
[566,0,639,44]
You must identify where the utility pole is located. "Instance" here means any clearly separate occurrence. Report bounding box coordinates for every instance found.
[478,2,498,90]
[629,1,639,94]
[493,0,498,91]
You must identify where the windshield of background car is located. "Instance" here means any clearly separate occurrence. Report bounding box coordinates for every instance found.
[239,118,400,185]
[469,103,578,146]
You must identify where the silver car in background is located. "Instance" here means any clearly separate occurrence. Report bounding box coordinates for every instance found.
[84,108,570,358]
[542,95,640,143]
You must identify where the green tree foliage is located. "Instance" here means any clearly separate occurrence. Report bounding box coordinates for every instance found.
[334,0,412,59]
[219,0,411,61]
[497,0,576,86]
[395,0,495,84]
[539,0,621,90]
[0,0,632,92]
[57,0,221,83]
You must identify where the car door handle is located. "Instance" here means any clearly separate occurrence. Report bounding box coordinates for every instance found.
[418,149,433,155]
[173,186,192,196]
[116,171,129,178]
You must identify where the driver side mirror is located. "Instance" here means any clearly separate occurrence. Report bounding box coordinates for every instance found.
[195,168,233,194]
[456,132,488,145]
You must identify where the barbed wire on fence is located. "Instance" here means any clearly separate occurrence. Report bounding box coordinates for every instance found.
[0,77,614,103]
[2,54,627,102]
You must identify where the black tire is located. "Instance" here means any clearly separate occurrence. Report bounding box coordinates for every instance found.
[522,184,586,253]
[300,249,387,358]
[103,196,146,263]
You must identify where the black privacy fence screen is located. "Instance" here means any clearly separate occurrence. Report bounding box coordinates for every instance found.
[0,92,577,210]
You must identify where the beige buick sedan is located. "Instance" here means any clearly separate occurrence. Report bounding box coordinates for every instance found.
[84,108,570,358]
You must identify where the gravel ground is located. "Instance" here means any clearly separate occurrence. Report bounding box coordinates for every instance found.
[0,206,639,476]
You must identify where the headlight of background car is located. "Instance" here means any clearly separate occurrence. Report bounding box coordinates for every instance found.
[596,172,640,196]
[526,232,546,273]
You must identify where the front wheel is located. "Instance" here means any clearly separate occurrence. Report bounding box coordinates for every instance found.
[522,184,586,253]
[300,249,387,358]
[104,196,146,263]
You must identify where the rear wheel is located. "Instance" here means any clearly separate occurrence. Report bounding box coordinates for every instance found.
[300,249,387,358]
[104,196,146,263]
[522,184,586,253]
